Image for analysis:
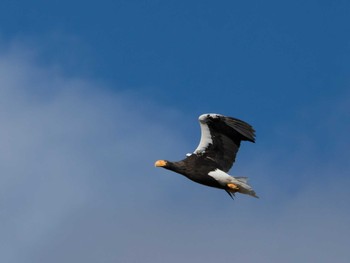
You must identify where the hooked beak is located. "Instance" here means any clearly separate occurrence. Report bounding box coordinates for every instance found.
[155,160,167,167]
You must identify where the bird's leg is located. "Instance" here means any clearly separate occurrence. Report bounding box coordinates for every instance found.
[225,190,235,199]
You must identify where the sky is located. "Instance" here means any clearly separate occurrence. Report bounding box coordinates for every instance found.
[0,0,349,262]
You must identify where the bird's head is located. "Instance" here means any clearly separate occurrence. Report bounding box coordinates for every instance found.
[154,159,184,174]
[154,160,168,168]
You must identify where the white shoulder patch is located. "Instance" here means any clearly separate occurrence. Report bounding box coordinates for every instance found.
[198,113,222,122]
[194,121,212,154]
[194,113,222,154]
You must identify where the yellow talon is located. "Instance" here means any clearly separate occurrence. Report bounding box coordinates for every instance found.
[227,183,239,190]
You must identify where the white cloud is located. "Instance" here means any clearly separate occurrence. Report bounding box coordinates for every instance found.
[0,45,187,263]
[0,43,349,263]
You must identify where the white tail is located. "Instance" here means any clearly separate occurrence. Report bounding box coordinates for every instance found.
[235,176,249,184]
[231,176,259,198]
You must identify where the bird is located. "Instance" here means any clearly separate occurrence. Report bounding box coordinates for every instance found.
[155,113,258,199]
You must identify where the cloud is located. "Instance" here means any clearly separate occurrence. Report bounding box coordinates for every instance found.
[0,42,349,263]
[0,44,186,263]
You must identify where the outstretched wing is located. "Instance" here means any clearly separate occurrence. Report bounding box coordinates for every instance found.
[193,113,255,172]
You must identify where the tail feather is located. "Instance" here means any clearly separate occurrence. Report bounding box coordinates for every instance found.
[235,176,249,184]
[230,176,259,198]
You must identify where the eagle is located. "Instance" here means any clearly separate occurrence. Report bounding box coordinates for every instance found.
[155,113,258,199]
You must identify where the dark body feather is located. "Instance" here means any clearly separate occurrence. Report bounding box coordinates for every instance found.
[162,154,223,189]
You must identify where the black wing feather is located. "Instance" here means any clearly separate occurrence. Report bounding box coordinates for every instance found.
[196,114,255,172]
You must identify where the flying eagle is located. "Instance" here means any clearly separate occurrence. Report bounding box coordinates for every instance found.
[155,113,258,199]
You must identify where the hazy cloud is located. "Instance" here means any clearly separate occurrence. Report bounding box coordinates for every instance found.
[0,45,186,263]
[0,44,349,263]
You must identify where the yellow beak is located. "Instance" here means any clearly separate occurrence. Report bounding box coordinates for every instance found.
[155,160,167,167]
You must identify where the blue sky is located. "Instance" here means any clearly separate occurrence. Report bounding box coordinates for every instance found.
[1,1,350,262]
